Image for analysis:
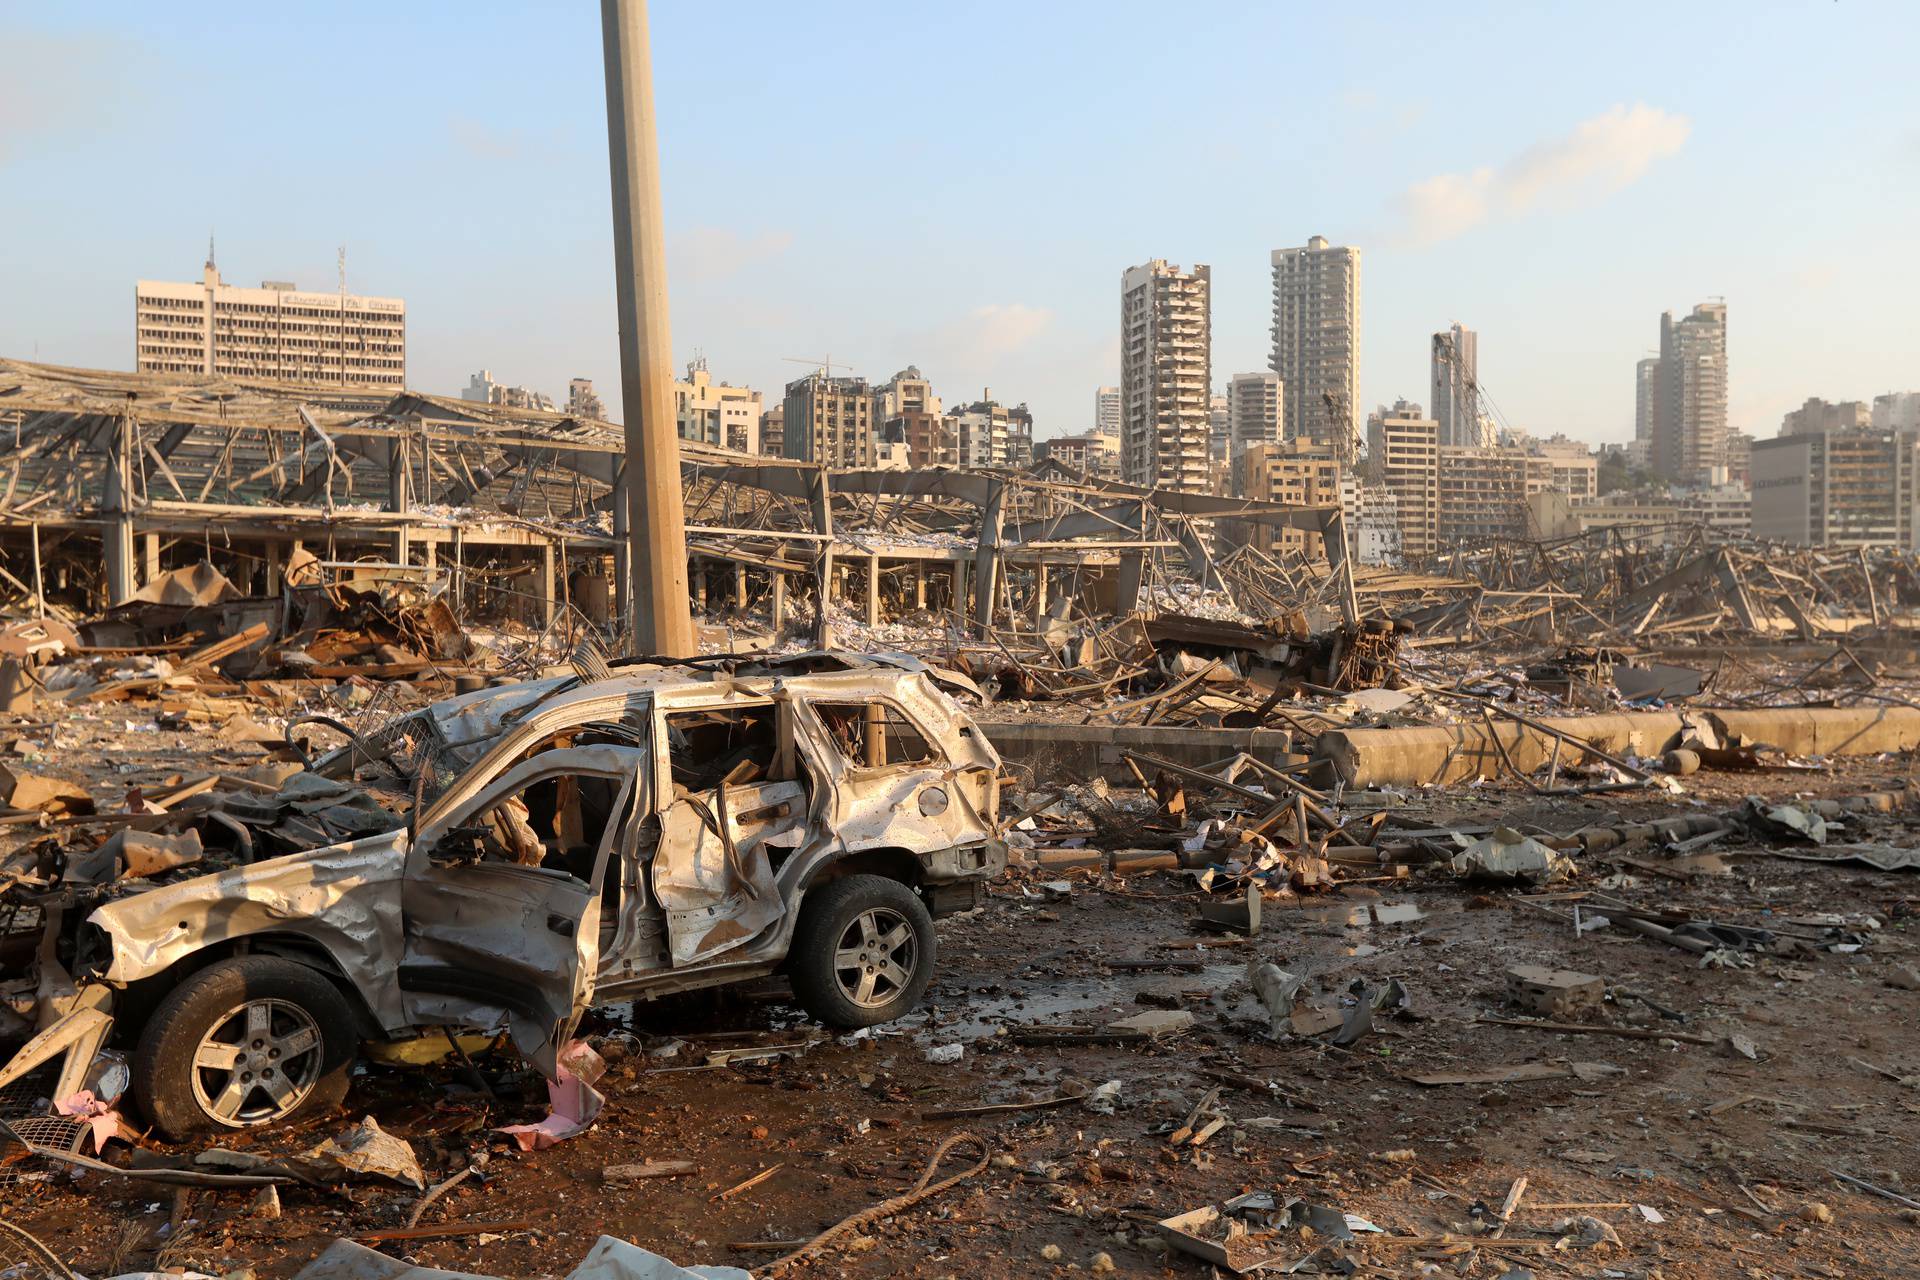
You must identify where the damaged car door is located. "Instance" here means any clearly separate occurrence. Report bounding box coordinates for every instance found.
[797,681,996,854]
[400,744,645,1072]
[651,694,810,967]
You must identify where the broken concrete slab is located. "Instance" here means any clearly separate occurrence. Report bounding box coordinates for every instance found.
[1615,663,1705,702]
[289,1235,750,1280]
[0,764,93,815]
[1100,1010,1195,1041]
[1196,883,1261,935]
[1505,965,1604,1019]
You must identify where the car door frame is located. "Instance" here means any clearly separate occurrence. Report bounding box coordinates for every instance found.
[400,744,647,1070]
[786,676,996,859]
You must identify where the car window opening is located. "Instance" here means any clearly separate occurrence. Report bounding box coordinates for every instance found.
[471,771,624,880]
[812,700,944,768]
[664,704,785,790]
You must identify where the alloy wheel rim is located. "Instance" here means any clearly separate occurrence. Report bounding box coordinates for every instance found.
[190,998,324,1127]
[832,907,917,1009]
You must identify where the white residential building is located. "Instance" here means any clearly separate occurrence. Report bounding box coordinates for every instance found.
[1120,260,1211,492]
[1342,478,1403,566]
[1647,302,1729,484]
[1871,391,1920,432]
[1269,236,1361,457]
[674,358,762,453]
[1527,435,1600,500]
[136,255,405,388]
[876,367,941,419]
[1094,386,1122,437]
[462,370,555,412]
[951,395,1033,469]
[1225,370,1283,488]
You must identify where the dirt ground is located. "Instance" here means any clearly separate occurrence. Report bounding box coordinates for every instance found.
[5,714,1920,1279]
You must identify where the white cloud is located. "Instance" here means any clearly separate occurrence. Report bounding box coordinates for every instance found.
[1395,103,1690,245]
[956,303,1053,358]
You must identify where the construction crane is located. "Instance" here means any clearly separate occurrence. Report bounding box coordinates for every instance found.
[780,355,852,381]
[1320,388,1358,470]
[1431,328,1513,445]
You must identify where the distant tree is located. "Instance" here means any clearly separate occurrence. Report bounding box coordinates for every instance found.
[1595,451,1631,496]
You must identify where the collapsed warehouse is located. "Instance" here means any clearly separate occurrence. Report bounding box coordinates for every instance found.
[5,356,1920,1278]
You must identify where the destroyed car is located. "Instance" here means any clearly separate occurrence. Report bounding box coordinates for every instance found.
[0,653,1003,1140]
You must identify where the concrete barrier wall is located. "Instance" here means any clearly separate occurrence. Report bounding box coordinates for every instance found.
[1315,705,1920,789]
[1713,706,1920,757]
[1315,712,1688,789]
[982,722,1302,784]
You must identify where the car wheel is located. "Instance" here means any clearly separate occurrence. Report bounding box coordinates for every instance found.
[132,956,357,1141]
[789,875,935,1029]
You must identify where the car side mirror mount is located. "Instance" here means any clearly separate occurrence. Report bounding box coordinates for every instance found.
[428,823,491,866]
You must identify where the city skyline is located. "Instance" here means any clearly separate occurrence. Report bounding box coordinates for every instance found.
[3,3,1917,445]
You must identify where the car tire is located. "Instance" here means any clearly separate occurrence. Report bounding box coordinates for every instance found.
[789,875,936,1029]
[132,956,357,1141]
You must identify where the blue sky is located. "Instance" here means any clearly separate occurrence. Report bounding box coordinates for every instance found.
[3,1,1916,444]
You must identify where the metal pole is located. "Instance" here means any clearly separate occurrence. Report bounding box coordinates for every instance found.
[601,0,693,656]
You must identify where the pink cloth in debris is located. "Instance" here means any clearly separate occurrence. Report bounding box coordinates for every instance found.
[497,1040,607,1153]
[54,1090,138,1153]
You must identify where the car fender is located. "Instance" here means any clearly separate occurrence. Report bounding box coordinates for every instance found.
[87,834,410,1031]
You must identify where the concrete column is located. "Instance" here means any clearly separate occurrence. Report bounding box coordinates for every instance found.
[451,528,465,615]
[103,416,136,606]
[602,0,694,656]
[734,561,747,611]
[266,542,284,594]
[541,543,557,627]
[971,479,1006,635]
[770,571,786,629]
[1032,563,1049,631]
[29,523,44,619]
[140,533,162,585]
[423,538,436,572]
[695,562,709,613]
[387,438,411,566]
[914,560,927,611]
[865,553,882,627]
[952,559,967,619]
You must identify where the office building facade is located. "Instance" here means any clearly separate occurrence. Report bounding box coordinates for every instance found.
[136,258,405,388]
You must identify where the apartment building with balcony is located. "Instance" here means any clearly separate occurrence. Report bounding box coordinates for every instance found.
[1270,237,1361,456]
[1225,371,1283,493]
[674,358,762,454]
[782,372,875,466]
[1120,260,1211,493]
[1035,430,1120,482]
[1238,439,1339,558]
[1364,401,1438,561]
[1437,444,1554,544]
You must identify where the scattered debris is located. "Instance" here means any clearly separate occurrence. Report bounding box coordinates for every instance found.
[1452,829,1576,885]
